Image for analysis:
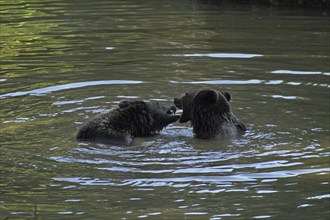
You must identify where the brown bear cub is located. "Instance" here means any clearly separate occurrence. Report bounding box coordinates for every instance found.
[174,89,246,139]
[76,101,180,145]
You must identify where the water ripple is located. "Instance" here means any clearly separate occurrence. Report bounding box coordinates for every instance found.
[271,70,330,75]
[170,79,329,88]
[0,80,144,99]
[52,167,328,187]
[170,79,263,85]
[270,95,304,100]
[169,53,263,58]
[306,194,330,200]
[52,96,105,106]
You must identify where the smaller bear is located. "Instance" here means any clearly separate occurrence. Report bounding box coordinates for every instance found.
[76,101,180,145]
[174,89,246,139]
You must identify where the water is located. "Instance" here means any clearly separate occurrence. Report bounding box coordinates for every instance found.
[1,0,329,219]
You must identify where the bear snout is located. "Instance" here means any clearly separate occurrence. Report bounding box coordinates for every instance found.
[174,98,182,109]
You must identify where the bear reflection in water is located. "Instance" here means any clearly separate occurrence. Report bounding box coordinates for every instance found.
[174,89,246,139]
[76,101,180,145]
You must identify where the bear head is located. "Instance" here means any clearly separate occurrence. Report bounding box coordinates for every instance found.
[119,100,180,132]
[174,89,231,123]
[174,89,245,139]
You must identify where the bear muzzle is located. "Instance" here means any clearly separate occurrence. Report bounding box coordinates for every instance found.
[174,98,182,109]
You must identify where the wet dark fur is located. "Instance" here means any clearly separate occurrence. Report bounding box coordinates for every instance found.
[174,89,246,139]
[76,101,179,145]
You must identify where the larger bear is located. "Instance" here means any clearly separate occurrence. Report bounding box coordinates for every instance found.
[76,101,180,145]
[174,89,246,139]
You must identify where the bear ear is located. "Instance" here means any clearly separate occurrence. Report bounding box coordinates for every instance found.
[119,101,131,108]
[194,90,218,104]
[221,92,231,102]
